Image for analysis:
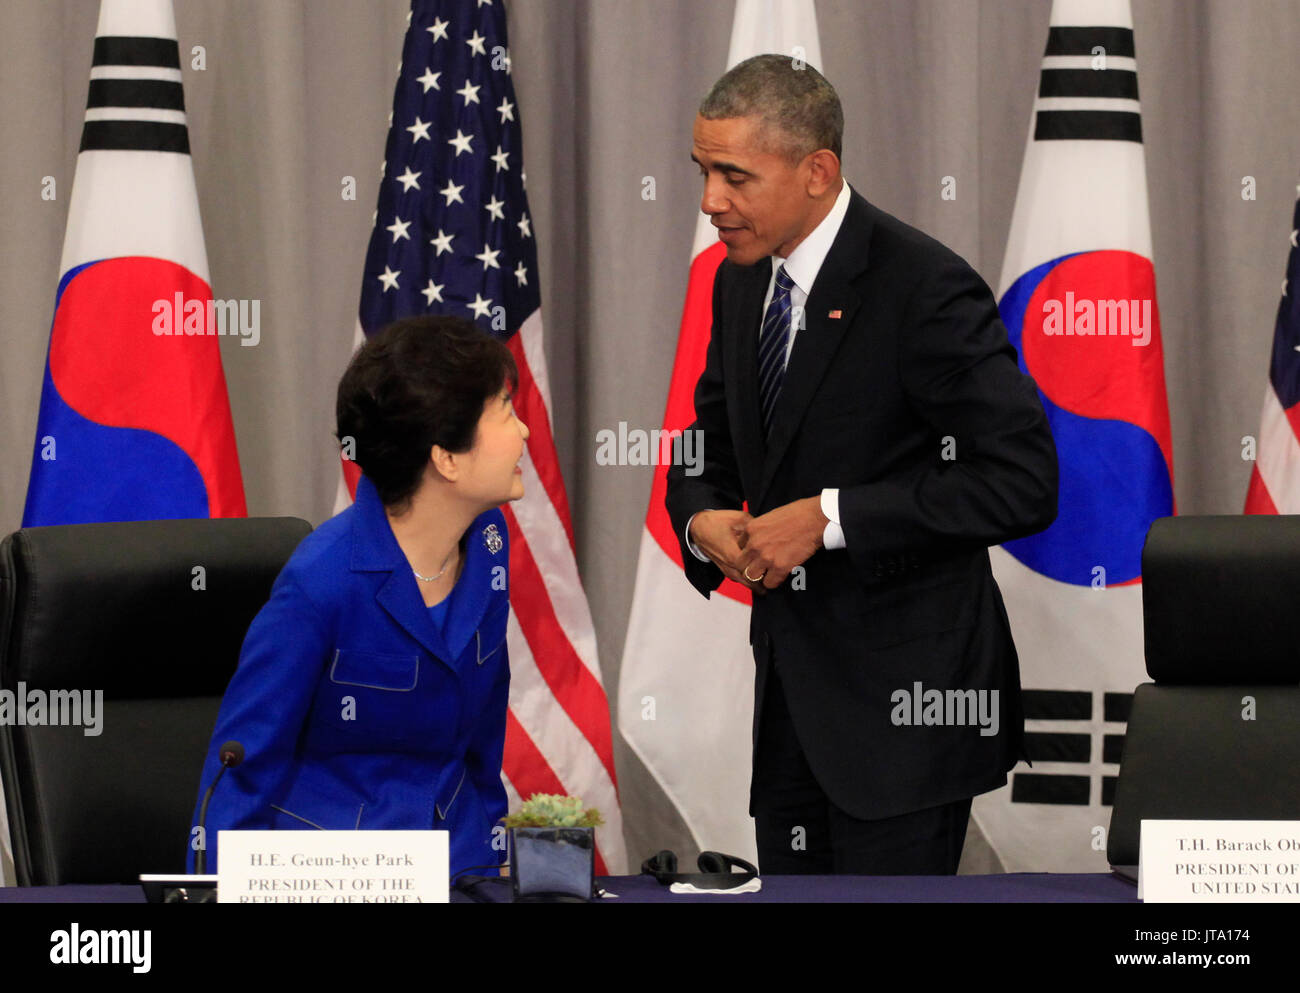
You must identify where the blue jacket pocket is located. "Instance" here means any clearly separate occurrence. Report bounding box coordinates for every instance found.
[317,650,423,744]
[329,649,419,690]
[270,771,366,830]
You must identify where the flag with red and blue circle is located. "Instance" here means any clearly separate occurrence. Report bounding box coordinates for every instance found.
[22,0,245,526]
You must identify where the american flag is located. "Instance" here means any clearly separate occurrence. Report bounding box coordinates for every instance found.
[1245,183,1300,515]
[336,0,625,873]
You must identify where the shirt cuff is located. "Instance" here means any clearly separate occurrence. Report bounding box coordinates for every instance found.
[821,488,846,549]
[685,511,712,561]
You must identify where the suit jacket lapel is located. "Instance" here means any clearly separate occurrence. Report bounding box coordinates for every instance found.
[376,571,457,671]
[728,259,771,504]
[349,474,458,675]
[442,512,500,661]
[754,190,875,509]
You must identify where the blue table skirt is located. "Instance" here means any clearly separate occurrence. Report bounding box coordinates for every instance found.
[0,872,1137,903]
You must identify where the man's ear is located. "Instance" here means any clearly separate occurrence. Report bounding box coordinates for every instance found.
[806,149,840,197]
[429,444,460,483]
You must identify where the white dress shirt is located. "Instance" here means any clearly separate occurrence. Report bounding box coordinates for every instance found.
[686,178,853,562]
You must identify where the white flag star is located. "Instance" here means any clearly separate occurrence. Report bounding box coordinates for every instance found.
[421,279,445,306]
[378,266,400,292]
[466,30,487,56]
[430,229,455,255]
[427,17,449,42]
[514,262,528,287]
[490,145,510,172]
[468,293,493,319]
[497,97,515,123]
[395,167,421,192]
[406,116,431,143]
[447,129,474,156]
[440,179,465,205]
[456,80,481,106]
[476,243,501,270]
[484,196,506,221]
[416,68,441,93]
[386,217,412,242]
[517,212,532,238]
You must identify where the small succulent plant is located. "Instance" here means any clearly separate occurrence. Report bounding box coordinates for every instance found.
[502,793,604,828]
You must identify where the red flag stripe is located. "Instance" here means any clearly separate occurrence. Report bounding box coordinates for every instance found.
[507,332,576,552]
[1244,463,1279,515]
[502,708,609,876]
[643,242,754,606]
[340,456,361,502]
[502,707,566,795]
[502,502,619,789]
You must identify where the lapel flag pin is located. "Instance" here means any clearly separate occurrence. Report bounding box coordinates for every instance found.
[828,309,842,320]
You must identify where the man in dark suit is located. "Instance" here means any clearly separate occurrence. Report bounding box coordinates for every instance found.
[666,54,1058,875]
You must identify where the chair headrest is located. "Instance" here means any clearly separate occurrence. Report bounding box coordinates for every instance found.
[1143,515,1300,684]
[1,516,311,697]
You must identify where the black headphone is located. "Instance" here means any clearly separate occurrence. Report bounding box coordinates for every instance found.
[640,850,758,889]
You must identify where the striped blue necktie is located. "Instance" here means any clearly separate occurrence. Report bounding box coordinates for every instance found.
[758,263,795,436]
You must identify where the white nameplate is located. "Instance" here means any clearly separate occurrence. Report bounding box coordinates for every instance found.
[1139,820,1300,902]
[217,830,449,903]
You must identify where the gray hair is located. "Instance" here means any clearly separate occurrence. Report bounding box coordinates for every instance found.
[698,53,843,165]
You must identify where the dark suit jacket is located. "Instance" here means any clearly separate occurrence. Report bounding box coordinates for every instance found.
[187,473,511,876]
[665,187,1058,820]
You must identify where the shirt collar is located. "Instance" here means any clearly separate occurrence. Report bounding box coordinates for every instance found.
[771,178,852,295]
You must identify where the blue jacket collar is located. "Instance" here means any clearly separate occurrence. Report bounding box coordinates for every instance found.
[348,474,501,672]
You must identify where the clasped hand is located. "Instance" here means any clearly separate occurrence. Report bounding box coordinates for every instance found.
[689,497,827,593]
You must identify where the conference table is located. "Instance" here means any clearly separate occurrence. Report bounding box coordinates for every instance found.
[0,872,1138,902]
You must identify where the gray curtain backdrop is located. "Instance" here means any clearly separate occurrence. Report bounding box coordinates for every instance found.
[3,0,1298,875]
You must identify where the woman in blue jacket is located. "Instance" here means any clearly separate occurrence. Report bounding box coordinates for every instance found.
[188,315,527,879]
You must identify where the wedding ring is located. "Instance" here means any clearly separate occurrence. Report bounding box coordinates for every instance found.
[743,564,767,582]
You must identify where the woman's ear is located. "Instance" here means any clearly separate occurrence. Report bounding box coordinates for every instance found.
[429,444,460,483]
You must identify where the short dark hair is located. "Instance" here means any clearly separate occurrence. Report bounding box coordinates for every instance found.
[699,53,843,165]
[335,315,518,509]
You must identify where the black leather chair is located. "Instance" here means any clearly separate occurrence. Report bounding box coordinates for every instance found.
[1107,515,1300,877]
[0,516,311,885]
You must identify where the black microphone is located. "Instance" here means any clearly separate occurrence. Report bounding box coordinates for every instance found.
[194,740,245,875]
